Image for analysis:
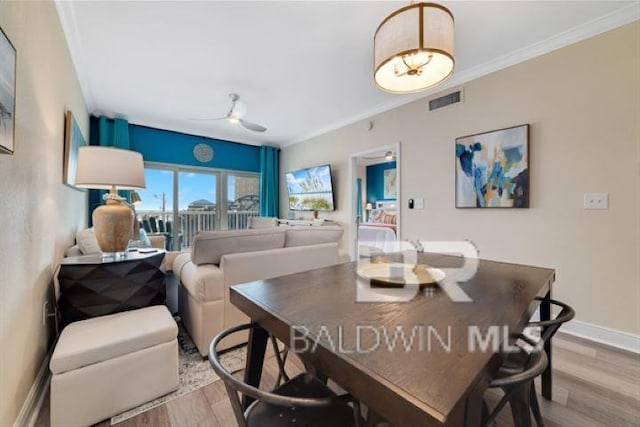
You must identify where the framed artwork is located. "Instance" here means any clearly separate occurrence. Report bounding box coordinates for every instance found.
[63,110,87,190]
[383,168,397,199]
[455,124,529,208]
[0,26,16,155]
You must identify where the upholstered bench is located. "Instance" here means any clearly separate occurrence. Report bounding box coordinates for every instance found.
[49,306,179,427]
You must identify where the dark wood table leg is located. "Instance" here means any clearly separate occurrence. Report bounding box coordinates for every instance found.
[242,324,269,410]
[462,379,486,427]
[540,290,552,400]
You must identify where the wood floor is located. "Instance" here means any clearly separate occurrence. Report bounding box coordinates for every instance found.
[35,332,640,427]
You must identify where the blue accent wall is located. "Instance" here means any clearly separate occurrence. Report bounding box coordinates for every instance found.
[128,124,260,172]
[366,161,396,204]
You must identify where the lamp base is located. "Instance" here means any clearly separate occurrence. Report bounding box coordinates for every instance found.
[93,201,134,253]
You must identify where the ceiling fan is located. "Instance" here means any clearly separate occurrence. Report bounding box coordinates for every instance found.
[191,93,267,133]
[363,151,396,161]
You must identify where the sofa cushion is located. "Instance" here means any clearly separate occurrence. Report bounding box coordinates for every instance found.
[191,228,286,265]
[76,228,101,255]
[65,245,83,257]
[247,216,278,229]
[50,306,177,374]
[285,226,344,247]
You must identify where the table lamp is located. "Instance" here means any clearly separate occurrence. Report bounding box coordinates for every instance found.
[365,202,373,221]
[75,146,146,253]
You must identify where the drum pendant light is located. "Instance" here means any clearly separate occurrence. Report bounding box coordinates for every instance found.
[374,2,455,94]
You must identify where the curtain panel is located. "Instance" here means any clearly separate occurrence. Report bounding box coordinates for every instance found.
[259,145,279,217]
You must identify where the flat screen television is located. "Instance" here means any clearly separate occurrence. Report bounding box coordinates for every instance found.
[286,164,335,211]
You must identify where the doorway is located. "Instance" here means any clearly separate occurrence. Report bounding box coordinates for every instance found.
[349,143,401,260]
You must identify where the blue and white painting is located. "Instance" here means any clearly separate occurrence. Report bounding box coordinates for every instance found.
[456,124,529,208]
[0,27,16,154]
[64,111,87,189]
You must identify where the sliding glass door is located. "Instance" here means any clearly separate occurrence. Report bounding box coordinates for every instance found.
[136,163,259,250]
[178,171,219,248]
[226,173,259,230]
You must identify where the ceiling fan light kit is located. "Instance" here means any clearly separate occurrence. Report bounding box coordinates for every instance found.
[374,2,454,94]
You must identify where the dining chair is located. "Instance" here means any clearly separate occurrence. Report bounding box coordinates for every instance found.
[209,323,364,427]
[485,298,575,427]
[524,297,575,426]
[483,334,548,427]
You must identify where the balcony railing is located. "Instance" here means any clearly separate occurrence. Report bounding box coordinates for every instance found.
[137,209,259,250]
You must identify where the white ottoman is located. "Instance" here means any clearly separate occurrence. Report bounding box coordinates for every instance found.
[50,306,179,427]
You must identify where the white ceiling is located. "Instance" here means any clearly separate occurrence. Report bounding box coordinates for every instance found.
[56,1,638,147]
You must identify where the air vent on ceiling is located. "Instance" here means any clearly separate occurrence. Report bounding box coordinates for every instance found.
[429,90,462,111]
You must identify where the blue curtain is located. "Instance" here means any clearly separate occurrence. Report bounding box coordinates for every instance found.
[99,116,130,149]
[356,178,363,220]
[88,115,131,224]
[259,145,279,217]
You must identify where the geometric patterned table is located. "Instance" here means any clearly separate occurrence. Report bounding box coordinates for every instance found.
[57,250,166,328]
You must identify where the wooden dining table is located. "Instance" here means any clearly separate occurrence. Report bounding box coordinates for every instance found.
[230,253,555,427]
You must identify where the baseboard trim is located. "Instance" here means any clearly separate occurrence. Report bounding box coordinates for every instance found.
[529,309,639,354]
[560,320,640,354]
[13,351,52,427]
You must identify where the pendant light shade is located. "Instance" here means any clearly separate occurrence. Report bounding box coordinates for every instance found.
[374,2,454,94]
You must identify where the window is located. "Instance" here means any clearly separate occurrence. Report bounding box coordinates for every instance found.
[135,164,259,250]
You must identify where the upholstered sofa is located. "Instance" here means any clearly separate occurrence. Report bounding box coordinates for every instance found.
[173,225,345,355]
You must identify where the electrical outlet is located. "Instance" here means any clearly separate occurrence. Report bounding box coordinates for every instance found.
[415,198,424,209]
[584,193,608,210]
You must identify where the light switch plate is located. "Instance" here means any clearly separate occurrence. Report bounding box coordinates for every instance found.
[415,198,424,209]
[584,193,608,210]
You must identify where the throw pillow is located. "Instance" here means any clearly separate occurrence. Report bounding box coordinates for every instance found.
[368,209,383,223]
[76,228,101,255]
[128,229,152,249]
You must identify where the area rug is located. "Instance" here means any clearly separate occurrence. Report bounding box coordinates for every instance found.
[110,323,246,425]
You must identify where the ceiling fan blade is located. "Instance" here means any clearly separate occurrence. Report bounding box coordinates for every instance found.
[239,119,267,133]
[189,116,228,121]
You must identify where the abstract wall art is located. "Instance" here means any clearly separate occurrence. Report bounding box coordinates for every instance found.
[0,26,16,155]
[455,124,529,208]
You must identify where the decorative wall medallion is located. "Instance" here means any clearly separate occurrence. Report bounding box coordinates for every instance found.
[193,143,213,162]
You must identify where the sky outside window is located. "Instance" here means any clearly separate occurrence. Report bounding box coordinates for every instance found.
[179,171,217,210]
[140,168,257,211]
[137,169,174,211]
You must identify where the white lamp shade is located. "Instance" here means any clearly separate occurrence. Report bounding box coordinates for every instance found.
[374,3,454,93]
[75,146,145,190]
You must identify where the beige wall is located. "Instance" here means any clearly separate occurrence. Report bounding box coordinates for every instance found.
[0,1,88,425]
[281,22,640,335]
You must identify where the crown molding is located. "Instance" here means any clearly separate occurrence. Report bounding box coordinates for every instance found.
[54,0,94,111]
[283,2,640,147]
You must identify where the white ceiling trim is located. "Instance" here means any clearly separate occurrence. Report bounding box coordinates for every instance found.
[283,2,640,147]
[55,0,95,111]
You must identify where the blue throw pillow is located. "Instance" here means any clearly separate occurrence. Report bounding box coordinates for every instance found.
[128,228,152,249]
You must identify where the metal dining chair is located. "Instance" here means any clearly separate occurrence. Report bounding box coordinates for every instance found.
[485,298,575,427]
[209,323,364,427]
[483,334,548,427]
[524,297,575,426]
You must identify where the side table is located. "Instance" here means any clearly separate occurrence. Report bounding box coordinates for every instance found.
[57,250,166,327]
